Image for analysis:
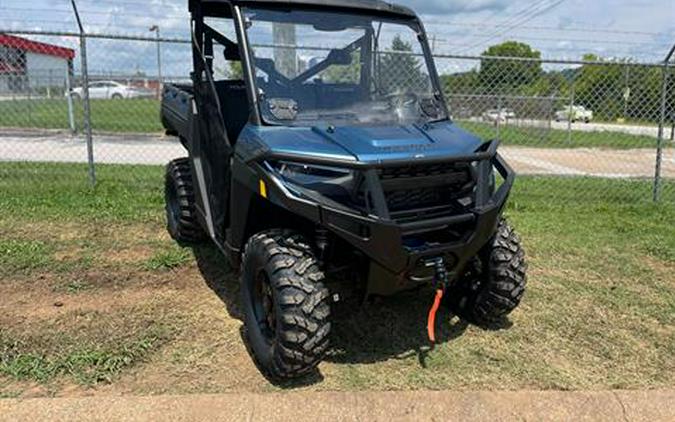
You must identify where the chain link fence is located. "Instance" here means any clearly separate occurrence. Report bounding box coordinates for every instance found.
[437,53,674,202]
[0,29,673,202]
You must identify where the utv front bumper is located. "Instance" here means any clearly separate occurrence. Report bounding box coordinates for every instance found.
[247,140,514,292]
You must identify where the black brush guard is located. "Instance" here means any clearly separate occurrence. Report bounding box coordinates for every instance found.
[256,140,514,280]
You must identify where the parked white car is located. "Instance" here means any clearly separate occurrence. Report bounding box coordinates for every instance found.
[555,105,593,123]
[482,108,516,123]
[69,81,153,100]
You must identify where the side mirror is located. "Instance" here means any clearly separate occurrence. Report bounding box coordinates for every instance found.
[224,45,240,61]
[257,58,276,74]
[327,49,353,66]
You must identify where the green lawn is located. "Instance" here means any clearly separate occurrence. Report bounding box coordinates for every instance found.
[0,98,162,133]
[0,98,670,149]
[456,120,667,149]
[1,163,674,395]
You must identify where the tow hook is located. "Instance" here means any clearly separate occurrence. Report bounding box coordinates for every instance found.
[426,257,449,344]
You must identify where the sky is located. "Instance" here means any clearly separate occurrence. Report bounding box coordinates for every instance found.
[1,0,674,76]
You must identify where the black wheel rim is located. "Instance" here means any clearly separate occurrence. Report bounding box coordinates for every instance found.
[252,271,276,342]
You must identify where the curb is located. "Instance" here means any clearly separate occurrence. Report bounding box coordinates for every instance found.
[1,389,674,421]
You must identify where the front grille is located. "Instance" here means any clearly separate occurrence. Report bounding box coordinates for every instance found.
[378,162,476,219]
[386,187,443,211]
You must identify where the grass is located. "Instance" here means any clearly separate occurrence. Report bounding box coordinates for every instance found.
[0,239,53,274]
[0,162,673,395]
[145,246,193,271]
[456,120,667,149]
[0,311,175,385]
[0,98,162,133]
[0,98,670,149]
[0,162,162,224]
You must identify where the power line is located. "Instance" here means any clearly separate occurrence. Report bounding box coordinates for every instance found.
[438,3,506,50]
[432,34,673,47]
[454,0,554,47]
[424,21,664,37]
[457,0,568,53]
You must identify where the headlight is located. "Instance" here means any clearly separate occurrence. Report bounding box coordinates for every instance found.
[266,161,357,202]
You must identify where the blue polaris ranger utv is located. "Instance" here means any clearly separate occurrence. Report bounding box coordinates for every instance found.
[162,0,527,380]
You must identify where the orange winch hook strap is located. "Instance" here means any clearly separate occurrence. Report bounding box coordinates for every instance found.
[427,289,444,343]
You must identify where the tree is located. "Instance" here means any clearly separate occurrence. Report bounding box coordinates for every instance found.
[378,35,428,93]
[320,51,362,84]
[479,41,542,89]
[440,70,481,96]
[229,61,243,80]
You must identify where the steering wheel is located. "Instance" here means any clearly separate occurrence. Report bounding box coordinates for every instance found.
[383,90,420,108]
[381,90,422,123]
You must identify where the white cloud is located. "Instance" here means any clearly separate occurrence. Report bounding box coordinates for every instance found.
[404,0,509,15]
[2,0,673,73]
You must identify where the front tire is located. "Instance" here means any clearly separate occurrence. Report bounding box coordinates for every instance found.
[446,219,527,325]
[240,230,331,381]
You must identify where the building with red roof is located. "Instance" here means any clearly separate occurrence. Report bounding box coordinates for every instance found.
[0,34,76,95]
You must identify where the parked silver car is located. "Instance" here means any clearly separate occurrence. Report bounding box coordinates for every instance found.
[482,108,516,123]
[69,81,153,100]
[555,105,593,123]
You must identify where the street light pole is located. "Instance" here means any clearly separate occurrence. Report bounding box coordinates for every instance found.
[149,25,162,99]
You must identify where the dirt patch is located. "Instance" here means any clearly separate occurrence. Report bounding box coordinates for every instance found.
[104,245,155,264]
[1,267,198,323]
[2,214,674,397]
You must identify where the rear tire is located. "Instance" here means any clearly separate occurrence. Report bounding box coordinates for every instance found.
[111,93,123,100]
[240,230,331,381]
[164,158,205,244]
[445,219,527,325]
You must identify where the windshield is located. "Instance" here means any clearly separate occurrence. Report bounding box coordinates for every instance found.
[243,8,446,127]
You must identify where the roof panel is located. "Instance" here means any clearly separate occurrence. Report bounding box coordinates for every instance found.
[192,0,416,18]
[0,35,76,60]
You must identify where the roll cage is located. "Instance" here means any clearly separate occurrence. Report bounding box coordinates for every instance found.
[188,0,446,131]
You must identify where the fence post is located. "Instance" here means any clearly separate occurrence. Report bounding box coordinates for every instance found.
[622,63,630,121]
[496,95,501,140]
[567,79,575,145]
[72,0,96,187]
[65,66,76,133]
[27,80,33,127]
[653,61,670,202]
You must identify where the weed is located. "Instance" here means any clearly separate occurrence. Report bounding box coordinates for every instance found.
[144,245,192,271]
[0,239,53,276]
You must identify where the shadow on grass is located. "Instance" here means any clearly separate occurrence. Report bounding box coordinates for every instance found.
[327,291,469,368]
[192,245,242,321]
[190,244,512,384]
[329,298,513,368]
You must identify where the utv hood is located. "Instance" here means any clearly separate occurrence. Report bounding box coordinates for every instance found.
[241,121,486,165]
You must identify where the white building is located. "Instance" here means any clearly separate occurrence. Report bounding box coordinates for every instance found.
[0,34,75,96]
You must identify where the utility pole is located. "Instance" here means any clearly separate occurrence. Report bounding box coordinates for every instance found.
[150,25,163,99]
[272,23,297,78]
[429,34,437,53]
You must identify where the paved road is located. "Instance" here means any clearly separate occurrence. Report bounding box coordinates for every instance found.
[550,120,665,138]
[1,390,674,421]
[0,131,186,166]
[1,130,673,178]
[467,117,670,139]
